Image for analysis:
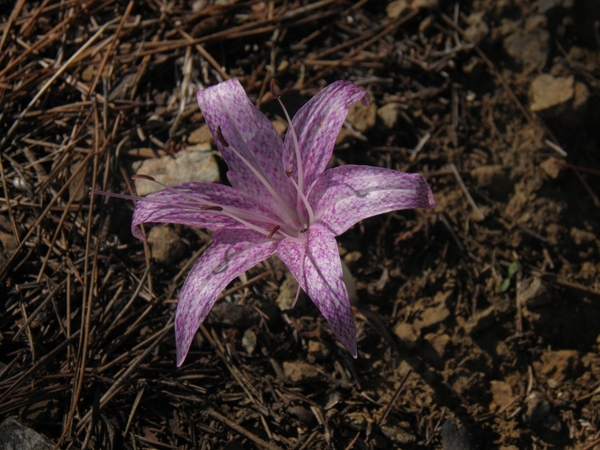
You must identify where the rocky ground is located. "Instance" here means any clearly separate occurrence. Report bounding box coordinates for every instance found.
[1,0,599,449]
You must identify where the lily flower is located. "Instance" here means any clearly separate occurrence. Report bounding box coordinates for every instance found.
[130,79,436,366]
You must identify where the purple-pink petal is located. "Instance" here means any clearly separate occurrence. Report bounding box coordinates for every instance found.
[277,224,357,357]
[282,81,368,193]
[175,229,278,366]
[309,165,437,236]
[196,79,296,210]
[131,182,281,239]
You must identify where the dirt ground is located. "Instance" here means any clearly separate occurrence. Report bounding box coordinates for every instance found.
[1,0,600,449]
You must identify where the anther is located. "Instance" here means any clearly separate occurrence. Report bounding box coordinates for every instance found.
[132,174,156,182]
[270,79,279,99]
[216,126,229,147]
[285,168,293,177]
[268,225,280,239]
[201,205,223,211]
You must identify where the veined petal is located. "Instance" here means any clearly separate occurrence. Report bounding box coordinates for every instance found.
[131,182,280,240]
[310,165,436,236]
[282,81,368,193]
[175,229,278,366]
[277,224,357,357]
[196,79,296,210]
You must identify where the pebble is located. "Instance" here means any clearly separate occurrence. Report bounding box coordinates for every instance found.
[187,123,214,145]
[377,103,402,129]
[147,225,185,265]
[346,100,377,133]
[529,74,589,120]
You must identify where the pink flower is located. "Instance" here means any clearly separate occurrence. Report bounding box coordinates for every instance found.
[132,79,436,366]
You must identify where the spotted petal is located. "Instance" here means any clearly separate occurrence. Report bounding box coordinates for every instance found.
[175,229,278,366]
[309,165,437,236]
[196,79,296,211]
[131,182,281,240]
[277,224,357,357]
[282,81,368,193]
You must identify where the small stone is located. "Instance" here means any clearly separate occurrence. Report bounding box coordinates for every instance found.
[307,340,330,363]
[393,322,420,348]
[188,124,214,145]
[541,157,563,179]
[503,28,550,72]
[271,118,288,136]
[377,103,402,129]
[386,0,409,19]
[346,101,377,133]
[0,417,54,450]
[524,391,551,425]
[276,271,300,311]
[133,148,219,196]
[529,74,574,117]
[147,225,185,265]
[242,329,257,354]
[283,361,319,384]
[489,380,514,411]
[463,305,496,335]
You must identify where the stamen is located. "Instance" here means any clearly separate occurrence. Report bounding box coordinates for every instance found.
[270,79,279,99]
[216,126,229,147]
[215,127,302,230]
[268,225,280,239]
[132,174,155,182]
[274,91,316,227]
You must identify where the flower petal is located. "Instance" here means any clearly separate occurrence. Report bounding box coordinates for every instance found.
[282,81,368,193]
[131,182,281,240]
[277,224,357,357]
[196,79,296,211]
[310,165,437,235]
[175,229,278,366]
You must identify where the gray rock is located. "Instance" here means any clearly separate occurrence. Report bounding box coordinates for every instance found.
[0,417,55,450]
[133,147,219,196]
